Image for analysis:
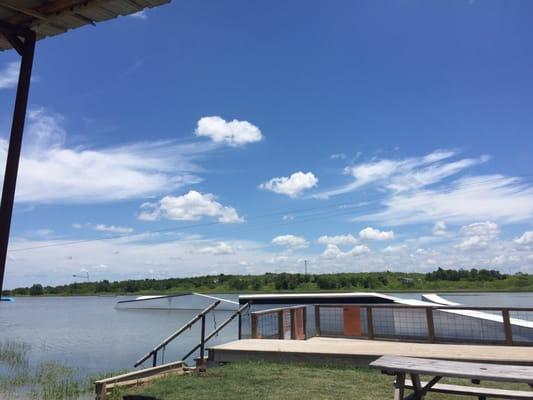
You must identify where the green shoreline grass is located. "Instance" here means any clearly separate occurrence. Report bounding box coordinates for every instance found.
[126,361,532,400]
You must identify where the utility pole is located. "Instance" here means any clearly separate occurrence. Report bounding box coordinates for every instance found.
[73,271,90,282]
[304,259,308,275]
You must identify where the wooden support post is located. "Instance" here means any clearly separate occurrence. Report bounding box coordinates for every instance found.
[394,372,406,400]
[95,382,106,400]
[426,308,436,343]
[290,308,296,339]
[278,310,284,339]
[303,306,308,339]
[410,374,423,399]
[502,309,513,346]
[0,26,36,295]
[366,306,374,340]
[315,305,321,336]
[251,314,258,338]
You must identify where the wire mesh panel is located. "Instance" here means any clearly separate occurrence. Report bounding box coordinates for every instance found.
[250,306,307,339]
[432,309,505,343]
[316,306,343,336]
[509,310,533,344]
[253,311,280,339]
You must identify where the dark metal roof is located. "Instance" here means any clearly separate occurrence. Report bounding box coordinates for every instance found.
[0,0,170,51]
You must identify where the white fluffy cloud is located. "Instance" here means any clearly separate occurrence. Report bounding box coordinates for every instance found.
[200,242,234,255]
[195,116,263,147]
[94,224,133,234]
[320,243,370,259]
[138,190,243,223]
[359,227,394,241]
[271,234,308,249]
[432,221,447,236]
[456,235,489,251]
[317,234,359,246]
[0,61,19,89]
[460,221,499,239]
[382,245,408,254]
[1,108,208,203]
[515,231,533,248]
[260,171,318,198]
[455,221,499,252]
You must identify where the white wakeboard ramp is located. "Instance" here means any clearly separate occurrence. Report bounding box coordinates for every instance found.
[115,292,239,311]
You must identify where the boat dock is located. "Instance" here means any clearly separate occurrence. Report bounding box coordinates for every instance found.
[208,337,533,366]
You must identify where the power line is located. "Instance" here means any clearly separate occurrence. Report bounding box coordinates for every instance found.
[8,173,533,253]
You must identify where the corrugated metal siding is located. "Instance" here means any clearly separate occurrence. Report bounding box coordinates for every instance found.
[0,0,170,51]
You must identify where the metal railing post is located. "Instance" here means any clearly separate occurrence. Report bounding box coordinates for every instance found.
[152,350,157,367]
[238,312,242,340]
[200,314,206,359]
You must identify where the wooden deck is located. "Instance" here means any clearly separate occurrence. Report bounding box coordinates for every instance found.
[208,337,533,366]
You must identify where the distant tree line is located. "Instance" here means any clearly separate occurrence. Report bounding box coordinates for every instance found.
[2,268,531,296]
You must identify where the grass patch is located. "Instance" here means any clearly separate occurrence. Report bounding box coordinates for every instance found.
[0,339,127,400]
[126,361,533,400]
[0,340,30,367]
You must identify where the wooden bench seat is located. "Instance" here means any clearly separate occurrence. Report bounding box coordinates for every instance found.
[405,379,533,399]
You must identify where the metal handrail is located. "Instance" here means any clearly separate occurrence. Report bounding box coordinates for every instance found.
[251,305,307,316]
[314,304,533,312]
[182,302,251,361]
[134,300,221,367]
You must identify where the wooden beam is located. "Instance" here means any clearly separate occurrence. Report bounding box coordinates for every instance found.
[502,309,513,346]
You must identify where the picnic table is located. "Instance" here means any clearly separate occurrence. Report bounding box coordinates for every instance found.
[370,355,533,400]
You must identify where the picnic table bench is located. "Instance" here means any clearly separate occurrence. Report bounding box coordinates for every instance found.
[370,355,533,400]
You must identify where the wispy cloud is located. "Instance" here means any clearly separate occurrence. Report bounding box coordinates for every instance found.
[94,224,133,234]
[0,61,19,89]
[361,175,533,225]
[315,150,487,199]
[129,10,148,20]
[1,108,216,203]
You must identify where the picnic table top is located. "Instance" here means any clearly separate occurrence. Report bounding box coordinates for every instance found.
[370,356,533,384]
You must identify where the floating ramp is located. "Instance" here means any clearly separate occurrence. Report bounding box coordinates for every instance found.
[115,292,239,311]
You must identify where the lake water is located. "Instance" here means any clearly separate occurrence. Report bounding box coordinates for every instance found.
[1,292,533,376]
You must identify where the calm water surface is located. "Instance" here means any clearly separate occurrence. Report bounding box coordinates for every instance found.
[1,292,532,375]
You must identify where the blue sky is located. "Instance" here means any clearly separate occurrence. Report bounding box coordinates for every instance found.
[1,0,533,287]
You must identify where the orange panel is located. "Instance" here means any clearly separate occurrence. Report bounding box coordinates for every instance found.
[294,308,306,340]
[343,306,361,337]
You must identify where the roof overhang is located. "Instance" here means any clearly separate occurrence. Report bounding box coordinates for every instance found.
[0,0,170,51]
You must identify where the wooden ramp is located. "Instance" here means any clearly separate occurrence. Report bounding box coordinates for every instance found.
[94,361,191,400]
[208,337,533,366]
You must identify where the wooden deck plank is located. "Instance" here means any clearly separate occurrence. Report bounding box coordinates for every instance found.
[209,337,533,365]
